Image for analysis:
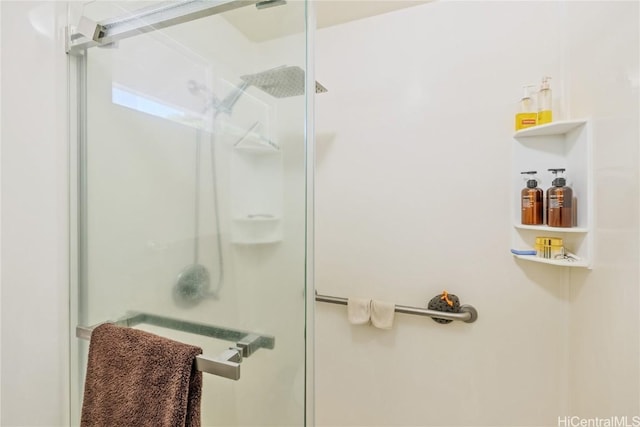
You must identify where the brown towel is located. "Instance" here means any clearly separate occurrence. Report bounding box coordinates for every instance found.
[80,323,203,427]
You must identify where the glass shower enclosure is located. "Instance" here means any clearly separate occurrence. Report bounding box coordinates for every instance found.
[67,1,314,425]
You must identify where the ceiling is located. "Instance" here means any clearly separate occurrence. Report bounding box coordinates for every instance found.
[222,1,432,43]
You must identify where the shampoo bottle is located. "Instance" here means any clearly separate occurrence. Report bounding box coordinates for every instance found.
[515,85,538,131]
[538,76,553,124]
[546,168,573,227]
[520,171,543,225]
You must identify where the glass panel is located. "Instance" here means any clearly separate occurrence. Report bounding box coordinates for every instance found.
[71,2,308,425]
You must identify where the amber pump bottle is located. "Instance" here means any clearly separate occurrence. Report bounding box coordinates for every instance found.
[546,168,573,227]
[520,171,543,225]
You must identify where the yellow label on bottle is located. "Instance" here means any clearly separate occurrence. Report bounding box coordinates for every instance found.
[515,113,538,131]
[538,110,553,124]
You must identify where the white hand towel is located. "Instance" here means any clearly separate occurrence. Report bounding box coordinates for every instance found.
[371,300,395,329]
[347,298,371,325]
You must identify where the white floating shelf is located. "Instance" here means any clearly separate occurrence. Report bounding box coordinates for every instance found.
[514,119,587,138]
[513,224,588,233]
[232,238,281,245]
[232,120,280,154]
[230,216,282,245]
[513,253,589,268]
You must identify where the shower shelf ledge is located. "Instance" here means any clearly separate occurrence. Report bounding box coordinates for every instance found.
[513,119,587,138]
[233,216,280,222]
[231,216,282,245]
[234,145,280,154]
[513,253,589,268]
[233,122,280,154]
[231,238,282,245]
[514,224,588,233]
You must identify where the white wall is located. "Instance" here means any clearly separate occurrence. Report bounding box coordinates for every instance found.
[565,1,639,418]
[0,1,70,426]
[1,2,3,423]
[314,1,638,426]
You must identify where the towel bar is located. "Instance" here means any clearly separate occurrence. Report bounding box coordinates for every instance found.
[315,293,478,323]
[76,311,275,380]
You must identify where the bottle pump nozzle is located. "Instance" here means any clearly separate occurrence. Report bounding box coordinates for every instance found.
[548,168,566,187]
[522,85,536,99]
[519,86,537,115]
[541,76,552,90]
[521,170,539,188]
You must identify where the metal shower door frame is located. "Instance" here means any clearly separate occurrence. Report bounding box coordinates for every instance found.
[67,34,87,426]
[66,0,260,54]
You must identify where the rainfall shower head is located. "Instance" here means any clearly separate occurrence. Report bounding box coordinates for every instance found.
[241,65,327,98]
[189,65,326,116]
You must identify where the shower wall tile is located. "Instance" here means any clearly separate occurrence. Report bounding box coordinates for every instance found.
[315,1,638,426]
[565,0,640,418]
[315,2,569,426]
[1,1,70,425]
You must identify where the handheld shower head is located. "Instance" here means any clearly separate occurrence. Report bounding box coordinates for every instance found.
[187,79,214,98]
[187,79,223,114]
[187,79,202,95]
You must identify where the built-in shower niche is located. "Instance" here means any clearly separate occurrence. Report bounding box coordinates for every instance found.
[230,124,283,244]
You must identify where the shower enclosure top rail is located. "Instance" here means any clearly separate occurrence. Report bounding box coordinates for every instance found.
[315,293,479,323]
[76,312,275,380]
[67,0,260,54]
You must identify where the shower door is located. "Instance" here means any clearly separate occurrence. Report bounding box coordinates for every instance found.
[68,1,312,425]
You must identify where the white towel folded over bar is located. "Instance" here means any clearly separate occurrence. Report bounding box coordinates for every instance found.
[347,298,371,325]
[371,300,395,329]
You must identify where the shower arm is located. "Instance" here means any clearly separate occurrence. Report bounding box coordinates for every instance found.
[214,82,251,118]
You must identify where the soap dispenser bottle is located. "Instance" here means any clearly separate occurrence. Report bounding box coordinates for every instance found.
[515,85,538,131]
[520,171,543,225]
[546,168,573,227]
[538,76,553,124]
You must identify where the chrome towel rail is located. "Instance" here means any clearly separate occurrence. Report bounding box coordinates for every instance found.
[315,293,478,323]
[76,312,275,380]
